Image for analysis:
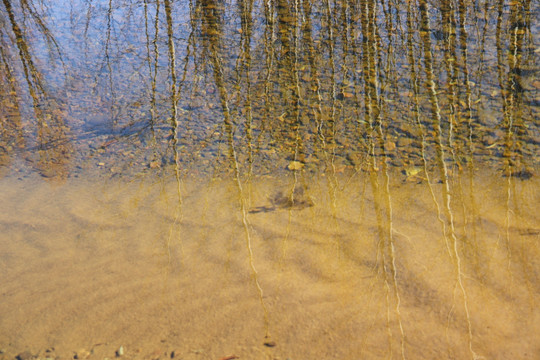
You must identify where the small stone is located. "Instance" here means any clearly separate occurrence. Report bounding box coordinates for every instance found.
[16,351,34,360]
[116,346,125,357]
[397,137,414,148]
[39,168,56,178]
[75,349,90,359]
[287,161,304,171]
[482,134,497,146]
[509,168,534,180]
[263,341,276,347]
[384,140,396,152]
[346,152,361,166]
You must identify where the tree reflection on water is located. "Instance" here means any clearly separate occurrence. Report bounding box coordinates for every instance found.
[0,0,538,358]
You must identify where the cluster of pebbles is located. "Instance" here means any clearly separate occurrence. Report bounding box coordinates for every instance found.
[0,346,127,360]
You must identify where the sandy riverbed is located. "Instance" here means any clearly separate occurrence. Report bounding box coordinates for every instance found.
[0,169,538,359]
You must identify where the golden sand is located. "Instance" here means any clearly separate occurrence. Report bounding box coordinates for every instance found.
[0,170,538,359]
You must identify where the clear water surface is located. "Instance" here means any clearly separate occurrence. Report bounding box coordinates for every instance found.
[0,0,538,359]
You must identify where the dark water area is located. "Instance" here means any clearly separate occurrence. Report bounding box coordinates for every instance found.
[0,0,539,359]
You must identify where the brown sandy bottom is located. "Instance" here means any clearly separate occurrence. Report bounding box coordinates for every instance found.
[0,170,539,360]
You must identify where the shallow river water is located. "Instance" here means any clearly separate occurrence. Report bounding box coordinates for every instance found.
[0,0,538,359]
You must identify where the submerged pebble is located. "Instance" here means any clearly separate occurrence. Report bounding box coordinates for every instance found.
[74,349,90,359]
[116,346,125,357]
[15,351,33,360]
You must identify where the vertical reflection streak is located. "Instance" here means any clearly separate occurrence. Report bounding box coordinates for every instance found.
[440,0,459,170]
[291,0,301,207]
[509,0,537,300]
[456,0,479,269]
[279,0,303,267]
[0,45,26,168]
[213,49,270,341]
[2,0,44,96]
[405,0,433,188]
[237,0,255,181]
[204,0,270,339]
[2,0,71,180]
[144,0,160,157]
[360,0,406,357]
[372,1,406,357]
[259,0,276,149]
[164,0,184,266]
[497,0,536,299]
[322,0,340,254]
[360,0,393,354]
[495,0,513,272]
[104,0,117,126]
[457,0,475,161]
[418,0,477,358]
[303,0,327,160]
